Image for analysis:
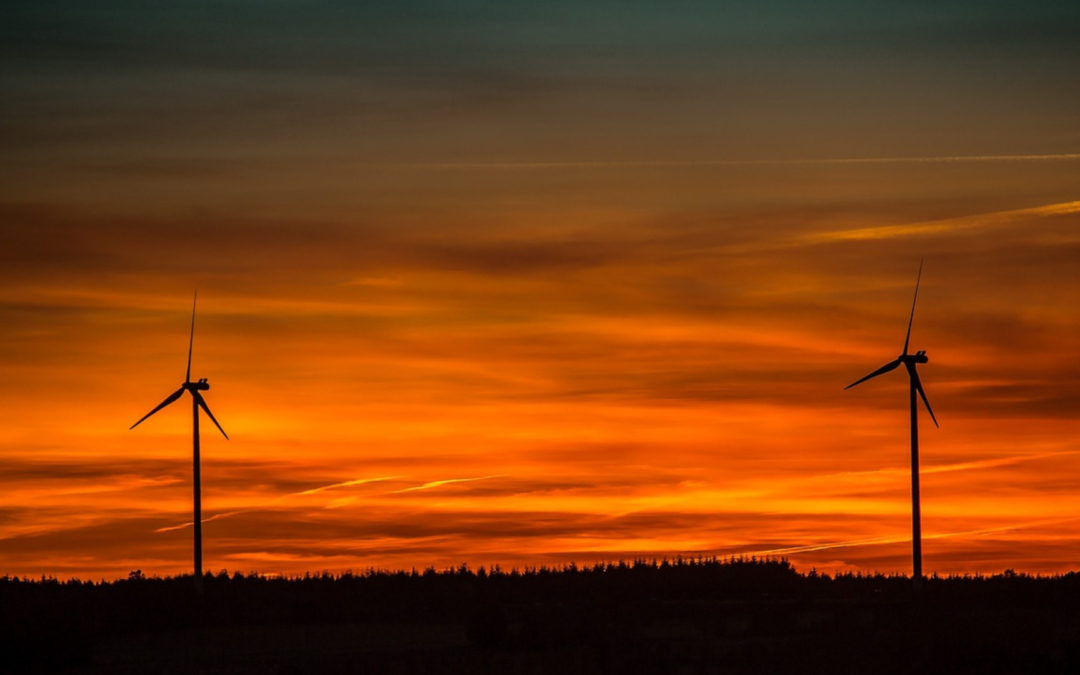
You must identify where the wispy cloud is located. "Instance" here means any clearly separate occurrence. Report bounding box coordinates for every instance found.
[397,154,1080,171]
[681,198,1080,258]
[392,475,507,494]
[154,476,403,532]
[800,201,1080,244]
[155,511,245,533]
[750,517,1080,557]
[836,451,1078,482]
[298,476,403,496]
[920,451,1079,476]
[742,451,1077,500]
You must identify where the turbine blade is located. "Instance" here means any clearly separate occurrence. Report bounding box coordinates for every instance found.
[912,369,939,428]
[903,260,923,356]
[845,359,902,390]
[130,387,185,429]
[194,392,229,440]
[186,291,197,383]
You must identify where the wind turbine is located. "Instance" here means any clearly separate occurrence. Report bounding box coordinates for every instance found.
[131,293,228,592]
[845,262,937,592]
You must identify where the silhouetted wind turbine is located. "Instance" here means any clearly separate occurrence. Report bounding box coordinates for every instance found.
[130,293,228,592]
[845,262,938,592]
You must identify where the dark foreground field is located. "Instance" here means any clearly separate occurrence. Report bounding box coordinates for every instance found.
[4,558,1080,674]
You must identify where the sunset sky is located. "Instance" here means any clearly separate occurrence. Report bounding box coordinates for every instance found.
[3,1,1080,580]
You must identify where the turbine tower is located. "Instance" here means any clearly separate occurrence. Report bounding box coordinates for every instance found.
[845,262,937,592]
[131,292,228,592]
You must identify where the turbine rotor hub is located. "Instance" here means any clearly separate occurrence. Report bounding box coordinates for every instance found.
[900,351,929,365]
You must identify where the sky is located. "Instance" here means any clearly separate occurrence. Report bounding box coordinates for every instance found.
[2,1,1080,580]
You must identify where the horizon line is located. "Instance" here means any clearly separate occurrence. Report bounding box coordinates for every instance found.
[4,555,1068,584]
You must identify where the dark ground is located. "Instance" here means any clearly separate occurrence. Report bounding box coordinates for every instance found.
[3,558,1079,674]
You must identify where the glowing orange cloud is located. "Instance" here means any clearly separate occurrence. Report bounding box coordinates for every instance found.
[3,155,1080,581]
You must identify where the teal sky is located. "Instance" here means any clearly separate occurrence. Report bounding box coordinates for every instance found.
[4,1,1078,173]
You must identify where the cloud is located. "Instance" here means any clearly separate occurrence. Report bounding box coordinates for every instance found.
[800,200,1080,244]
[392,475,507,494]
[150,475,408,532]
[749,517,1080,561]
[155,511,243,533]
[298,476,403,496]
[403,154,1080,171]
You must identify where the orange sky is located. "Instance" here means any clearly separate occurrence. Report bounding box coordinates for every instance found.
[3,2,1080,580]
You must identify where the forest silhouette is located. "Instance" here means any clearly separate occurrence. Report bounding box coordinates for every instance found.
[4,557,1080,674]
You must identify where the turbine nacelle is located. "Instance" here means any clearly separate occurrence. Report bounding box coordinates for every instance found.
[184,379,211,391]
[901,350,929,365]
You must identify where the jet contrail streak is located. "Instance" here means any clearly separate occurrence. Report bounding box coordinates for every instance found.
[396,153,1080,171]
[752,534,907,556]
[298,476,403,495]
[803,200,1080,243]
[392,475,506,493]
[686,199,1080,257]
[749,517,1080,557]
[155,511,244,533]
[825,450,1078,484]
[154,476,402,532]
[920,451,1078,476]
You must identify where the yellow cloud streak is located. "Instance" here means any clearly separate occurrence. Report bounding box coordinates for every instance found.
[153,475,402,532]
[298,476,405,495]
[0,476,183,504]
[814,450,1079,486]
[749,517,1080,557]
[155,510,243,533]
[921,451,1079,476]
[401,154,1080,171]
[801,200,1080,244]
[391,475,507,494]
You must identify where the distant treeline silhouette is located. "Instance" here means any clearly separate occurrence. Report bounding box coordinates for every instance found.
[4,557,1080,674]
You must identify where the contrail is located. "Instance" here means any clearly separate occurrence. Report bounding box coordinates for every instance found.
[689,199,1080,256]
[752,534,907,556]
[827,450,1078,483]
[155,511,245,533]
[392,474,506,493]
[920,451,1078,476]
[396,153,1080,171]
[154,476,402,532]
[748,517,1080,557]
[298,476,403,495]
[802,200,1080,244]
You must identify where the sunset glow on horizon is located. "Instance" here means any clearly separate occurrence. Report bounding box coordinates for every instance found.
[3,1,1080,580]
